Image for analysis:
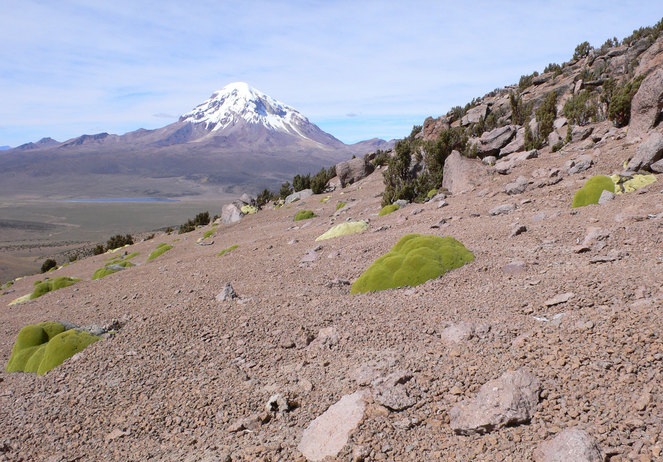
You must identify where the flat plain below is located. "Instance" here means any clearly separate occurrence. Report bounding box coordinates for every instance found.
[0,197,228,282]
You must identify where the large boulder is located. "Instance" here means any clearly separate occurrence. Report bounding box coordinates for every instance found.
[422,116,450,141]
[461,105,489,126]
[499,127,525,157]
[534,428,602,462]
[221,202,244,224]
[285,188,313,204]
[449,368,541,435]
[629,68,663,138]
[625,132,663,172]
[442,150,486,194]
[336,157,374,187]
[476,126,516,157]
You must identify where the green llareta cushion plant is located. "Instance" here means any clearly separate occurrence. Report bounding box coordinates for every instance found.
[335,202,347,211]
[6,322,101,375]
[350,234,474,294]
[572,175,615,208]
[202,229,215,239]
[427,189,438,199]
[148,243,173,261]
[218,244,239,256]
[316,221,368,241]
[294,210,317,221]
[30,277,81,300]
[378,204,400,216]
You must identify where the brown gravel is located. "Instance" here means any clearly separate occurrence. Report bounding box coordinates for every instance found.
[1,126,663,461]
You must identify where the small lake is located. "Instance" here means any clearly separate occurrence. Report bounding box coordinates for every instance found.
[61,198,179,203]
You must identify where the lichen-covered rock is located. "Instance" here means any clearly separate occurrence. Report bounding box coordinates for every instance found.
[572,175,615,208]
[610,173,657,193]
[350,234,474,294]
[285,189,313,204]
[6,322,101,375]
[449,368,541,435]
[315,221,368,241]
[240,204,258,214]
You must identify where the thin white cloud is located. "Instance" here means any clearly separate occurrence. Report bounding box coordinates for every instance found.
[0,1,662,144]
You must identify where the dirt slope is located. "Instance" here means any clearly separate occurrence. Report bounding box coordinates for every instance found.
[1,122,662,461]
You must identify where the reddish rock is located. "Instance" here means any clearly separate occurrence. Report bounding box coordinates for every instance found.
[534,428,602,462]
[629,68,663,138]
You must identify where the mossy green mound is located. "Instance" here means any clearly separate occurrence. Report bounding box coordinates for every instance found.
[218,244,239,256]
[203,229,215,239]
[610,173,657,194]
[6,322,101,375]
[30,277,81,300]
[241,205,258,214]
[294,210,317,221]
[320,196,331,203]
[93,260,135,280]
[378,204,400,216]
[336,202,346,211]
[350,234,474,294]
[427,189,438,198]
[572,175,615,208]
[315,221,368,241]
[148,244,173,261]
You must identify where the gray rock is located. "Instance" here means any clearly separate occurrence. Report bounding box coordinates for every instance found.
[216,283,237,302]
[298,390,370,461]
[477,126,516,157]
[499,127,525,157]
[265,393,290,414]
[489,204,516,216]
[482,156,497,166]
[544,292,574,306]
[568,155,593,174]
[505,176,529,195]
[626,132,663,171]
[371,370,416,411]
[394,199,410,208]
[494,149,539,174]
[461,105,488,126]
[572,125,594,142]
[651,158,663,173]
[440,322,475,343]
[598,190,615,204]
[239,193,253,204]
[548,130,562,148]
[534,428,602,462]
[285,188,313,204]
[629,68,663,138]
[105,264,128,272]
[510,224,527,237]
[449,368,541,435]
[336,157,374,187]
[221,203,244,224]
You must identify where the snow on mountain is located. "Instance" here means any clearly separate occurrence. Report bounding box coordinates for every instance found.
[180,82,315,140]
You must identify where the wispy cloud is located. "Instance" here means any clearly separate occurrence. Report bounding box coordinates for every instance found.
[1,1,662,145]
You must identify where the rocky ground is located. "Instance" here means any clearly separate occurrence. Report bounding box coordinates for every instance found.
[1,117,663,461]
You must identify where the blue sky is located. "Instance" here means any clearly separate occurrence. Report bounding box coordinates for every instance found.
[1,1,662,146]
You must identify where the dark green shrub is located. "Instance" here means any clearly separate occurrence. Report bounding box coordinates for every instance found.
[310,166,336,194]
[509,92,532,125]
[524,124,543,150]
[93,244,105,255]
[256,188,276,207]
[535,91,557,141]
[293,174,311,192]
[279,181,293,199]
[607,75,645,127]
[382,139,413,206]
[519,72,538,91]
[68,254,78,263]
[544,63,562,75]
[573,41,592,60]
[106,234,133,251]
[372,150,390,167]
[41,259,57,273]
[564,90,599,126]
[178,211,210,234]
[164,227,174,234]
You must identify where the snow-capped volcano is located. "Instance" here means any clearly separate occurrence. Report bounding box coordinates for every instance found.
[180,82,319,141]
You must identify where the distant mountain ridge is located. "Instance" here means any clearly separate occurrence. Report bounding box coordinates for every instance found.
[0,83,395,199]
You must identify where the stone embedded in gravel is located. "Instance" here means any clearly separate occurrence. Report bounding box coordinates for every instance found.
[505,176,529,195]
[534,428,602,462]
[489,204,516,216]
[544,292,574,306]
[227,412,271,433]
[568,155,593,174]
[308,327,338,349]
[371,370,416,411]
[510,224,527,237]
[298,390,369,461]
[440,322,475,343]
[449,368,541,435]
[326,278,350,288]
[598,190,615,204]
[502,260,527,275]
[216,283,237,302]
[265,393,290,414]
